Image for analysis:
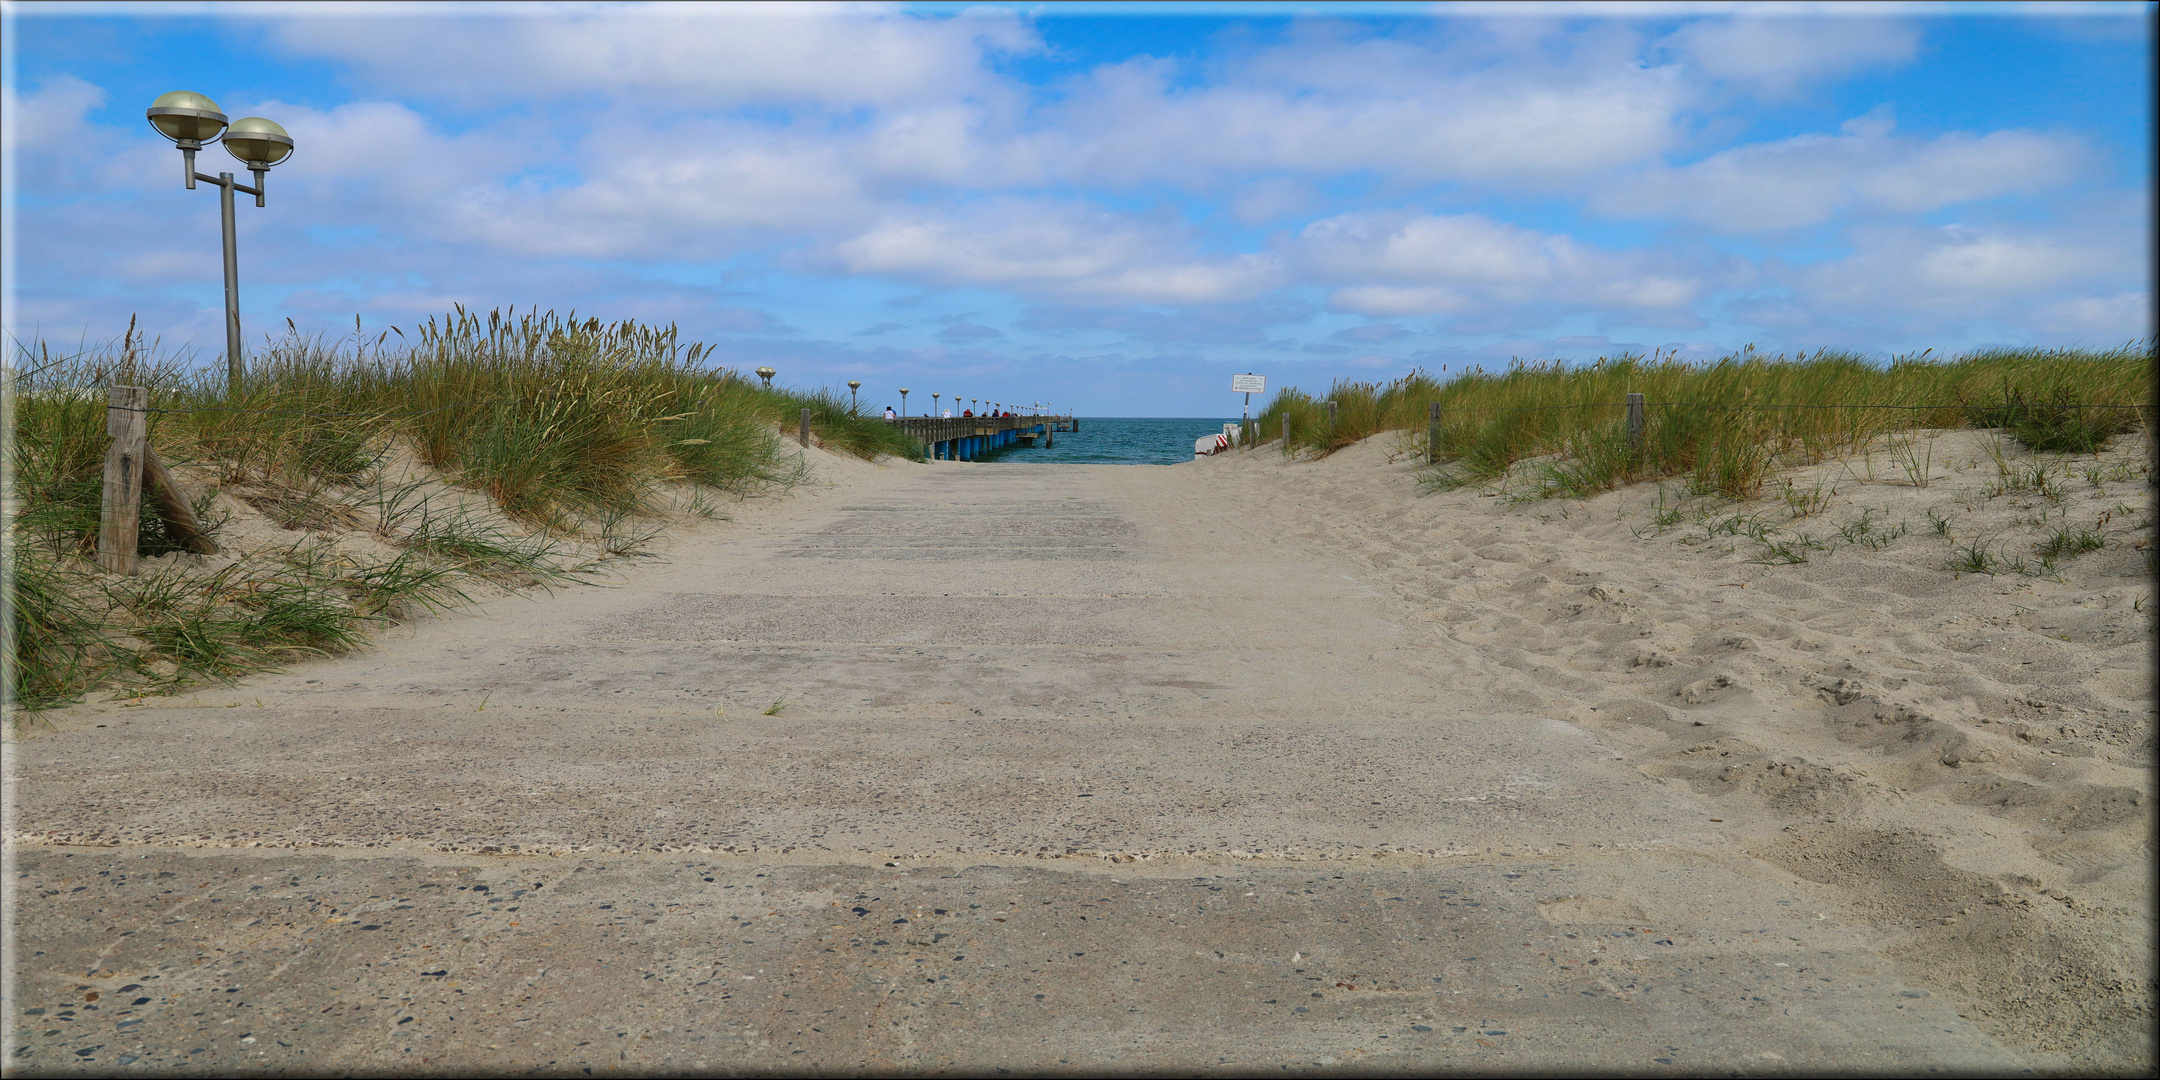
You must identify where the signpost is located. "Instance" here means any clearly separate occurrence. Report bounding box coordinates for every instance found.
[1232,373,1265,447]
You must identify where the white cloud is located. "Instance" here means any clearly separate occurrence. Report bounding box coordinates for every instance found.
[1327,286,1477,317]
[1661,13,1921,96]
[1798,224,2128,312]
[1040,26,1689,188]
[2031,292,2154,339]
[270,2,1040,109]
[1736,219,2151,342]
[1595,109,2088,231]
[0,74,105,156]
[1298,210,1706,319]
[834,200,1284,303]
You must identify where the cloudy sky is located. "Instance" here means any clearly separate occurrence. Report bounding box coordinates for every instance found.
[2,1,2150,415]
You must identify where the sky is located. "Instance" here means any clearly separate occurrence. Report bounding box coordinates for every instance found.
[2,1,2152,416]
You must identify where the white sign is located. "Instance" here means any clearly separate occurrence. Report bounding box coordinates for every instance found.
[1231,373,1265,394]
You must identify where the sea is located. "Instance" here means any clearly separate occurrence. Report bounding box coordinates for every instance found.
[981,417,1245,465]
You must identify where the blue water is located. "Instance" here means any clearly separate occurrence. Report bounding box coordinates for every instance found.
[985,417,1244,465]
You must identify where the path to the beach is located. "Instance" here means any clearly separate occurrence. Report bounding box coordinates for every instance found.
[6,456,2035,1073]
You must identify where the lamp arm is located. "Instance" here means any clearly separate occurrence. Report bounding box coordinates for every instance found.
[190,171,265,202]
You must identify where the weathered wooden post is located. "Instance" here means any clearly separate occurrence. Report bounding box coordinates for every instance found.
[142,446,217,555]
[98,385,150,575]
[1626,392,1645,464]
[1426,401,1442,464]
[799,407,812,448]
[1281,413,1290,451]
[1326,400,1337,431]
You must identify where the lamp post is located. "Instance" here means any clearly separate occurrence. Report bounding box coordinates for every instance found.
[146,91,294,395]
[898,388,909,416]
[932,392,941,416]
[756,366,776,390]
[847,380,861,414]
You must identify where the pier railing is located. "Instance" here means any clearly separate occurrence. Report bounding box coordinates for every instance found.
[889,414,1076,461]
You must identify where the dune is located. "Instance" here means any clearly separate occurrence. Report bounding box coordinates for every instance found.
[1187,425,2154,1064]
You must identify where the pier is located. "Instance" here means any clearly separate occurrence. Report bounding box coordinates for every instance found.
[891,414,1076,460]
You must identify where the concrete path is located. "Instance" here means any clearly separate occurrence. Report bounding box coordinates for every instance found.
[5,461,2024,1073]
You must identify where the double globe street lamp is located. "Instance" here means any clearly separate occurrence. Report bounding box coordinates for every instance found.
[145,91,295,394]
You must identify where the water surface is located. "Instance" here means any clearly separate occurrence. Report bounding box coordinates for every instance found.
[984,417,1244,465]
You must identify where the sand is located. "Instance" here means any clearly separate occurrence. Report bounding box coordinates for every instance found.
[4,427,2151,1072]
[1190,427,2155,1067]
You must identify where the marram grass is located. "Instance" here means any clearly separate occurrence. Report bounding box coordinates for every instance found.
[4,307,923,713]
[1254,344,2154,500]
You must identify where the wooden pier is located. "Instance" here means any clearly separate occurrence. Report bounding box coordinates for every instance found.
[891,415,1076,461]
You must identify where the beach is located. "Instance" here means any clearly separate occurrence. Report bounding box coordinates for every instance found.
[6,429,2151,1072]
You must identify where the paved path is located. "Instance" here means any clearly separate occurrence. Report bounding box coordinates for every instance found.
[6,462,2022,1073]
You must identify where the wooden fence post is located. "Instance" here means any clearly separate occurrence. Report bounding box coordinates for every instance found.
[142,446,218,555]
[1426,401,1442,464]
[800,408,812,448]
[98,385,149,575]
[1326,400,1337,431]
[1626,392,1646,463]
[1281,414,1290,452]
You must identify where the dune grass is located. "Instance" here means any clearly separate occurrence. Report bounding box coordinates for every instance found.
[5,307,922,713]
[1255,343,2154,500]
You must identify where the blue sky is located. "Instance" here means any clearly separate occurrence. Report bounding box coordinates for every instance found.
[3,1,2151,415]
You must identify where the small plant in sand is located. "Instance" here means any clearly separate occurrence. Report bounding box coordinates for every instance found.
[1775,477,1836,519]
[1949,537,2002,576]
[2035,526,2106,563]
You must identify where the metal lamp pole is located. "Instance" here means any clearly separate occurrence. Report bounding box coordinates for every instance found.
[146,92,295,395]
[847,380,862,414]
[899,388,909,416]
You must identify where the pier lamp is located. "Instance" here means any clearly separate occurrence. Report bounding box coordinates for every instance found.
[932,393,941,415]
[899,388,909,416]
[756,366,776,389]
[971,398,979,414]
[847,380,861,413]
[146,91,295,394]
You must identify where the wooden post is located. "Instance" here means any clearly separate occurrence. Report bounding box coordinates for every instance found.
[98,385,149,575]
[1327,400,1337,430]
[142,445,218,555]
[1626,392,1646,463]
[1427,401,1442,464]
[799,407,812,447]
[1281,413,1290,449]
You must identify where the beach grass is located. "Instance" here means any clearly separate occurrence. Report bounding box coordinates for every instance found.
[5,307,921,712]
[1254,343,2154,500]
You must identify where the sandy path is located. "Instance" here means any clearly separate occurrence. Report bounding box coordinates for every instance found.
[6,440,2148,1072]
